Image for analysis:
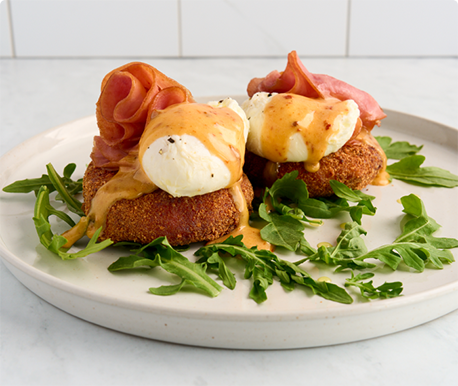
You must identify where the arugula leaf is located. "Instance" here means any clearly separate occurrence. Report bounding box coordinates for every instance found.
[375,136,423,160]
[354,194,457,271]
[265,171,322,226]
[299,196,349,218]
[299,181,376,224]
[396,194,455,245]
[197,250,237,290]
[303,194,457,274]
[3,162,83,196]
[304,222,376,272]
[258,203,309,252]
[108,237,222,298]
[386,155,458,188]
[329,180,375,202]
[394,194,457,269]
[250,265,274,303]
[345,272,403,299]
[257,172,320,253]
[33,186,112,260]
[328,180,377,223]
[2,174,55,194]
[275,258,353,304]
[46,163,84,216]
[299,237,316,256]
[32,182,76,227]
[33,187,68,254]
[106,254,160,271]
[149,278,191,296]
[195,236,353,304]
[357,242,424,271]
[375,136,458,188]
[258,173,377,252]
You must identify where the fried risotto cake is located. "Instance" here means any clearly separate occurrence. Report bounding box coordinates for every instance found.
[82,162,254,246]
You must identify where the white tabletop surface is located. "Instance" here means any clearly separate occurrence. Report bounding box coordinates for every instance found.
[1,57,457,386]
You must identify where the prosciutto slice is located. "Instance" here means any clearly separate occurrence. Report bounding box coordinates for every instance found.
[247,51,386,129]
[91,62,194,169]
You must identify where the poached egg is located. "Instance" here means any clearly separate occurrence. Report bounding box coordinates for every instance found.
[139,98,249,197]
[242,92,360,171]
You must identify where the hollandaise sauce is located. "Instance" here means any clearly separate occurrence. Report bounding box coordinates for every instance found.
[260,94,354,172]
[356,128,390,186]
[251,93,388,187]
[139,103,246,189]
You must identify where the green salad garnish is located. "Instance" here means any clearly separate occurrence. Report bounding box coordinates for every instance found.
[2,137,457,304]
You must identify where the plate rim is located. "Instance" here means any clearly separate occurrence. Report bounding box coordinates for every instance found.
[0,102,458,349]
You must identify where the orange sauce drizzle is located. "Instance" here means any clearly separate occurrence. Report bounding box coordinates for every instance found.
[207,180,273,251]
[261,94,353,172]
[61,155,157,248]
[139,103,246,188]
[356,128,391,186]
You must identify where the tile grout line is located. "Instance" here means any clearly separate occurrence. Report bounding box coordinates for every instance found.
[6,0,16,58]
[177,0,183,57]
[345,0,352,57]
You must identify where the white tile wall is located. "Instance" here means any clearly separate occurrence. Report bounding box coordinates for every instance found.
[349,0,458,56]
[0,0,13,57]
[181,0,348,57]
[9,0,179,57]
[0,0,457,58]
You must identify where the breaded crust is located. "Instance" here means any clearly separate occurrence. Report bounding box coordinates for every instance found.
[83,162,254,245]
[244,139,384,197]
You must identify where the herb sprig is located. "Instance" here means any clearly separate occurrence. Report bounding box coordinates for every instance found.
[386,155,458,188]
[375,136,458,188]
[195,236,353,304]
[375,136,423,160]
[345,272,403,300]
[108,237,222,297]
[4,163,112,259]
[257,171,377,254]
[3,163,83,197]
[306,194,457,273]
[355,194,457,272]
[3,140,457,305]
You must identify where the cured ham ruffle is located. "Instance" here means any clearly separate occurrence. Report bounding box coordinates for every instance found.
[247,51,386,130]
[91,62,194,169]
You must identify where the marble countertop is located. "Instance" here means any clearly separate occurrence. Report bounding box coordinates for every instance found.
[1,57,457,386]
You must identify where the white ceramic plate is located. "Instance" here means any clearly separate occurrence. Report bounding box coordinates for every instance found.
[0,99,457,350]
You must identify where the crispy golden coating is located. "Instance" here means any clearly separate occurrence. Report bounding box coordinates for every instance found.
[83,163,254,245]
[244,139,384,197]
